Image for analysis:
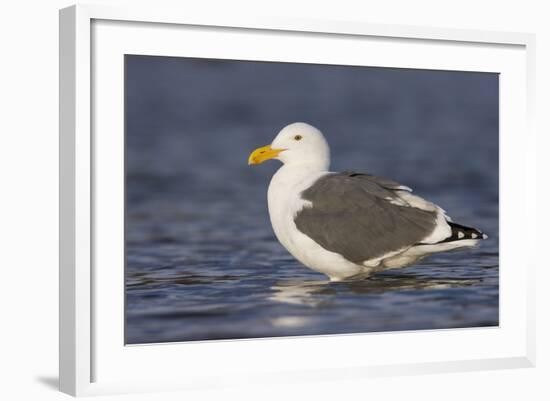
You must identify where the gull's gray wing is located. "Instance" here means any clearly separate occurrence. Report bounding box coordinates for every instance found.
[294,172,438,263]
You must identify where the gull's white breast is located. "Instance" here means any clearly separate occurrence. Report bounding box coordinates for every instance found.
[267,165,366,280]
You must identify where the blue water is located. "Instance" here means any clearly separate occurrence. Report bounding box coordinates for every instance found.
[125,56,499,344]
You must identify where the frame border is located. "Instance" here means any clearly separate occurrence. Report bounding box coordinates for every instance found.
[59,4,536,396]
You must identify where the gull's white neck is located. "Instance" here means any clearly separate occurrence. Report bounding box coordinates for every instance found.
[270,160,329,188]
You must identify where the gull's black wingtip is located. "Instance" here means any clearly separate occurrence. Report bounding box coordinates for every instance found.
[439,222,488,243]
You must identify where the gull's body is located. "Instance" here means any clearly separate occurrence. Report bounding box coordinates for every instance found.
[249,122,487,281]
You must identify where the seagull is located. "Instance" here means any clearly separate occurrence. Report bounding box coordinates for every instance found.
[248,122,488,281]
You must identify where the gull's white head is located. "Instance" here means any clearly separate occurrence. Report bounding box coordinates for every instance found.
[248,122,330,170]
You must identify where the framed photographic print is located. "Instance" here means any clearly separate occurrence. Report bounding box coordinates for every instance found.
[59,4,536,396]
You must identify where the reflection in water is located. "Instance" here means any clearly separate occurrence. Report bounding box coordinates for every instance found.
[269,280,332,306]
[270,275,482,307]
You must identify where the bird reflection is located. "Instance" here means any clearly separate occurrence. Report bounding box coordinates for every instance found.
[269,280,332,306]
[269,274,481,307]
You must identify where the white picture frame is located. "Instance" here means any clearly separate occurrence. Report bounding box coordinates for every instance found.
[59,4,536,397]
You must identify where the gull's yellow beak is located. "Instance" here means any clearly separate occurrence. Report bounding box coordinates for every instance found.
[248,145,285,165]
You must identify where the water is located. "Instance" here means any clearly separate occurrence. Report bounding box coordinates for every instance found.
[125,56,499,344]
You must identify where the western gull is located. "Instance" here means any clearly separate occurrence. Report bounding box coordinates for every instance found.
[248,122,488,281]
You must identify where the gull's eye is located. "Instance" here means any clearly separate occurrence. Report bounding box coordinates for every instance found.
[294,135,303,141]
